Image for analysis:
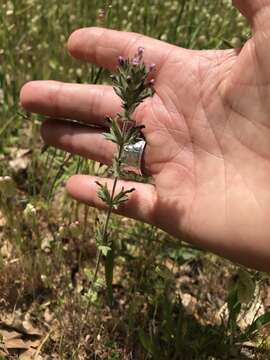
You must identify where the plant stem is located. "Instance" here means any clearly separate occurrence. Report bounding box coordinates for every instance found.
[92,118,129,286]
[92,175,118,286]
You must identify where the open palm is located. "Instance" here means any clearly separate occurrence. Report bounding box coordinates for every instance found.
[20,0,270,271]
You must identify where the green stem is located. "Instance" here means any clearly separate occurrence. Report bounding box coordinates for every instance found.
[82,176,119,339]
[92,118,129,286]
[92,175,118,286]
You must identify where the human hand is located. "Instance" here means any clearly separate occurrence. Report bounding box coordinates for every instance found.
[20,0,270,271]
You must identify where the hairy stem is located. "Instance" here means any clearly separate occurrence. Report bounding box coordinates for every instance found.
[92,175,118,286]
[92,115,130,279]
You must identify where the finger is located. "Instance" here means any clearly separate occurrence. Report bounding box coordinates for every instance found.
[41,119,116,165]
[41,118,152,176]
[231,0,270,83]
[66,174,157,224]
[68,27,173,71]
[233,0,270,32]
[20,81,121,126]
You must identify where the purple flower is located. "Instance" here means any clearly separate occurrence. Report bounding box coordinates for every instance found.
[138,47,145,56]
[118,56,125,66]
[131,57,140,66]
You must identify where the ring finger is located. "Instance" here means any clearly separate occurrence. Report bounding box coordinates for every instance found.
[20,81,121,127]
[41,118,151,176]
[41,118,116,166]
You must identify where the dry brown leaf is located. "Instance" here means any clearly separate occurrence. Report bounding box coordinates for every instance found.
[9,148,31,159]
[43,308,54,325]
[25,339,40,348]
[19,350,35,360]
[181,293,197,315]
[1,313,42,337]
[0,329,21,340]
[0,340,8,357]
[0,241,13,259]
[22,320,42,336]
[238,299,265,330]
[5,338,30,350]
[0,321,42,358]
[8,148,31,174]
[215,298,265,331]
[9,157,30,173]
[19,347,43,360]
[0,349,8,357]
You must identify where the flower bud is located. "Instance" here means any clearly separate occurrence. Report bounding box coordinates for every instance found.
[149,63,156,72]
[118,56,125,67]
[0,176,16,197]
[138,47,144,56]
[131,57,140,66]
[56,225,67,240]
[23,203,37,222]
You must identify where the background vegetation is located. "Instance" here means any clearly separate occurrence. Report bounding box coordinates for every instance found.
[0,0,270,359]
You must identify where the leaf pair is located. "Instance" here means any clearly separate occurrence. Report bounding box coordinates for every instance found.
[96,181,135,210]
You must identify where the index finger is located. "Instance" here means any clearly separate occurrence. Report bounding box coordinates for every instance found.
[67,27,174,71]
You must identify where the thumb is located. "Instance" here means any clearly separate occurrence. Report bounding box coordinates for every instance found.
[232,0,270,84]
[220,0,270,141]
[233,0,270,33]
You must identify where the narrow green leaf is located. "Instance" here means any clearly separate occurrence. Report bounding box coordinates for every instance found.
[112,187,136,209]
[227,286,241,331]
[113,86,124,100]
[110,118,124,145]
[95,181,112,205]
[244,311,270,339]
[138,329,154,355]
[103,132,118,144]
